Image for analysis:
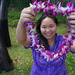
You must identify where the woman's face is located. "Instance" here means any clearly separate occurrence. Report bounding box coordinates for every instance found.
[40,17,57,41]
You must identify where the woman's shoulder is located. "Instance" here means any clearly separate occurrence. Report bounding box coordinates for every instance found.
[56,34,63,37]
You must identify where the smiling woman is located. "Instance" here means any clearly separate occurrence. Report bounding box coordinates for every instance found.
[16,1,75,75]
[35,14,58,50]
[40,16,57,48]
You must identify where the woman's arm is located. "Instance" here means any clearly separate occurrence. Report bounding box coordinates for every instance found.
[16,7,36,46]
[67,12,75,52]
[16,20,30,46]
[71,40,75,52]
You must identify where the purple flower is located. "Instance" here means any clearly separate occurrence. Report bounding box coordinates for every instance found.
[72,36,75,40]
[52,12,58,16]
[64,35,69,39]
[40,54,44,58]
[46,51,53,58]
[38,1,42,5]
[48,0,50,3]
[40,9,43,13]
[41,49,45,52]
[67,25,71,28]
[67,30,71,33]
[60,44,64,48]
[24,1,75,61]
[67,2,74,8]
[35,38,39,44]
[43,8,49,16]
[34,44,37,48]
[32,0,37,4]
[71,8,75,12]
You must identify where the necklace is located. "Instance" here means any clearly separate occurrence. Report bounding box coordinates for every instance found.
[24,1,75,61]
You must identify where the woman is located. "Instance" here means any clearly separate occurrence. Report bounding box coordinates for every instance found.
[16,7,75,75]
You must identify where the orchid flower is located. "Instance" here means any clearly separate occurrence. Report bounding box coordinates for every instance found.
[24,1,75,61]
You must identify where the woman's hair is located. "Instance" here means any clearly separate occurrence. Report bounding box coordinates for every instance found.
[36,14,58,50]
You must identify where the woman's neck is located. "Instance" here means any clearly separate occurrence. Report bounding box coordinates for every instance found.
[48,36,55,49]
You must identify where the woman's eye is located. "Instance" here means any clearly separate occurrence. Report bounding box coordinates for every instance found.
[42,27,46,28]
[49,26,53,28]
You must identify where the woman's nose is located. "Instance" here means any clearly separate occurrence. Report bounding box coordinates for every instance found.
[46,28,51,32]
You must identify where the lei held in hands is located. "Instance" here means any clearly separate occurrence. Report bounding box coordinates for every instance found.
[24,0,75,61]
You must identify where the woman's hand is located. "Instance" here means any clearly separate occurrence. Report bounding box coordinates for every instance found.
[16,7,36,46]
[67,12,75,29]
[19,7,36,25]
[67,12,75,52]
[71,41,75,52]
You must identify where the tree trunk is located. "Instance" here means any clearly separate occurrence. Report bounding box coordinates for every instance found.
[0,0,11,47]
[0,0,14,72]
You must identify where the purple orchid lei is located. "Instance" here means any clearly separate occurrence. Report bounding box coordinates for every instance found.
[24,0,75,61]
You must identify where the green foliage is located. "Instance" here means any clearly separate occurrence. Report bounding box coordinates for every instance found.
[9,0,32,10]
[2,27,33,75]
[8,9,20,27]
[9,0,70,10]
[56,13,67,24]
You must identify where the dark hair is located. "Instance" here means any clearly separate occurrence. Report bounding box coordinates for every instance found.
[36,14,58,50]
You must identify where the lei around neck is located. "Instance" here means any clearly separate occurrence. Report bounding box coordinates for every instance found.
[24,0,75,61]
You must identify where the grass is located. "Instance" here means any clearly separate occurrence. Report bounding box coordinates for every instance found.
[8,9,21,27]
[1,9,75,75]
[2,27,33,75]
